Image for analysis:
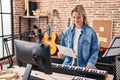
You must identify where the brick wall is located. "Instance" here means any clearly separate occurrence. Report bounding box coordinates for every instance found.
[13,0,120,42]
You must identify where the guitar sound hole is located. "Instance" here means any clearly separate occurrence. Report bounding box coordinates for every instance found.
[48,37,51,41]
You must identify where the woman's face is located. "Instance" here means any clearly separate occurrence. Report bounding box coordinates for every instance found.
[71,12,83,28]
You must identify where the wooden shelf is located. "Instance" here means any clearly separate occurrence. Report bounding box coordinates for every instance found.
[20,16,48,19]
[19,15,48,40]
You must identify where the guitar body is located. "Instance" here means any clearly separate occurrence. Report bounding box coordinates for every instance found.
[43,32,57,55]
[43,9,59,55]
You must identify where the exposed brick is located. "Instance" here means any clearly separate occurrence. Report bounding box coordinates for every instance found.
[13,0,120,42]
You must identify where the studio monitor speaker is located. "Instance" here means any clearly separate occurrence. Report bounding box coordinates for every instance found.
[29,2,37,16]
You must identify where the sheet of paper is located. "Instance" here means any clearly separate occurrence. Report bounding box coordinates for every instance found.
[56,44,77,58]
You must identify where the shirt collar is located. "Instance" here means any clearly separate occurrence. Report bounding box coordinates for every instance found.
[70,24,84,33]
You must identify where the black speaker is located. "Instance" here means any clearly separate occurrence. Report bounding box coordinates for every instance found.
[29,2,37,16]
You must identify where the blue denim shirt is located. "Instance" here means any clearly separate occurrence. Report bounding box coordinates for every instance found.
[60,24,99,68]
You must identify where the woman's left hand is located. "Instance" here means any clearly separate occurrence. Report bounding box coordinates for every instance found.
[85,66,92,69]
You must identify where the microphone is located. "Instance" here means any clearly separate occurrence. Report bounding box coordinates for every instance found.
[33,25,38,29]
[33,25,42,42]
[33,25,51,42]
[33,25,41,36]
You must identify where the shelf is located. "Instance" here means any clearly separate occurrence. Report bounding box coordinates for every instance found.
[19,15,48,41]
[20,16,48,19]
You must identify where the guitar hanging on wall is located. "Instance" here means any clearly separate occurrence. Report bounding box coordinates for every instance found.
[43,9,59,55]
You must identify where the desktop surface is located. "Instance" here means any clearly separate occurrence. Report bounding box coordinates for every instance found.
[0,65,114,80]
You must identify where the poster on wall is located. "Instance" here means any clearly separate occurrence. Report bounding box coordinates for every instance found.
[93,20,112,48]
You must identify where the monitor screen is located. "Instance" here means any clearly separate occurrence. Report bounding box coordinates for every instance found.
[14,39,52,74]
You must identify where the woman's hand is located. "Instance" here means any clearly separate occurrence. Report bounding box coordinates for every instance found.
[57,52,64,58]
[85,66,92,69]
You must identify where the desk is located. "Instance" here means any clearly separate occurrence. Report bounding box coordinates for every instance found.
[0,66,114,80]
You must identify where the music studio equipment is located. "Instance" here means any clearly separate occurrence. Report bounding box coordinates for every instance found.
[116,56,120,80]
[96,47,115,75]
[29,2,37,16]
[43,11,57,55]
[0,30,35,68]
[51,63,108,80]
[43,24,57,55]
[33,25,42,42]
[33,24,52,43]
[25,0,37,16]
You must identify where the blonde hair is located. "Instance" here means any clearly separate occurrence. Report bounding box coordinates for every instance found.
[71,4,89,25]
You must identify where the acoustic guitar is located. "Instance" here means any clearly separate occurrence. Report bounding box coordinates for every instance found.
[43,9,58,55]
[43,28,57,55]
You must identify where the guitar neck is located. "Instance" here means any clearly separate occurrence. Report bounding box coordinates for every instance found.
[47,17,54,36]
[50,17,54,31]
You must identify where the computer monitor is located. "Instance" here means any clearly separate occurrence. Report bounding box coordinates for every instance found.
[14,39,52,80]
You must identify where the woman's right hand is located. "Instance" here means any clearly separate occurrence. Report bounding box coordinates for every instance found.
[57,52,64,58]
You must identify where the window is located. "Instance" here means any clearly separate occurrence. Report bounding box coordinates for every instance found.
[0,0,13,60]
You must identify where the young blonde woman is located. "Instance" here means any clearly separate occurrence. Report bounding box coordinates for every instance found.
[58,4,99,69]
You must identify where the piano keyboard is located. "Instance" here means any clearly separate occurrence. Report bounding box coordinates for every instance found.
[72,76,96,80]
[52,63,108,80]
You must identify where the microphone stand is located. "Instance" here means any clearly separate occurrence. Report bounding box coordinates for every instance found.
[1,25,50,68]
[3,38,13,68]
[37,24,50,43]
[1,31,35,68]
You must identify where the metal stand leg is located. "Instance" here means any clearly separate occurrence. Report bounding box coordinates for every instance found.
[3,39,13,68]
